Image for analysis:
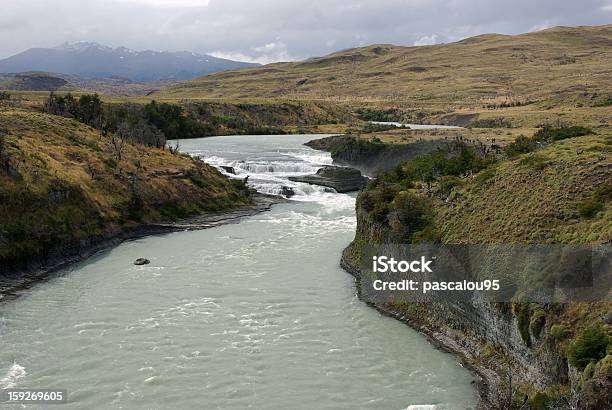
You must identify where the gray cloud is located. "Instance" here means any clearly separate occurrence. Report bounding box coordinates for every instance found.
[0,0,610,61]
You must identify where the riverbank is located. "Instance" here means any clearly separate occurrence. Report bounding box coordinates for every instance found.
[0,193,284,302]
[310,128,611,408]
[0,107,270,299]
[339,252,490,408]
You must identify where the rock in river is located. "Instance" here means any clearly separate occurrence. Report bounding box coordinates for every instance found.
[134,258,151,266]
[280,186,295,198]
[220,165,236,174]
[288,166,367,193]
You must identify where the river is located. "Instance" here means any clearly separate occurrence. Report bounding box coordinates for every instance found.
[0,134,477,409]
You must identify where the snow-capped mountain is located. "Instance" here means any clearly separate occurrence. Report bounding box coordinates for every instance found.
[0,42,259,82]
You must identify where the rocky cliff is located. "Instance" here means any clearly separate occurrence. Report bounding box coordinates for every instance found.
[338,132,612,408]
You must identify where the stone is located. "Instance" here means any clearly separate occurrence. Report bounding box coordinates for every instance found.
[134,258,150,266]
[279,186,295,198]
[219,165,236,174]
[288,166,367,193]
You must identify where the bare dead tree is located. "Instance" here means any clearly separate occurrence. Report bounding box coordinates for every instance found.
[86,163,97,180]
[168,139,181,155]
[111,134,125,161]
[488,355,529,410]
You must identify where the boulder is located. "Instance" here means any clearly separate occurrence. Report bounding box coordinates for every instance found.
[220,165,236,174]
[279,186,295,198]
[288,166,367,193]
[134,258,150,266]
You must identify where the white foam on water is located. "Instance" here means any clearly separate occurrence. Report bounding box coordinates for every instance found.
[197,149,357,208]
[0,363,26,389]
[282,151,333,166]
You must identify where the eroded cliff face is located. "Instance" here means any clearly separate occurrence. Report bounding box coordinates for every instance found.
[338,133,612,408]
[342,203,571,407]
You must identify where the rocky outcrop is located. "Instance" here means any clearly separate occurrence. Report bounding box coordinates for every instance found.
[341,203,571,407]
[289,165,367,193]
[220,165,236,174]
[279,186,295,198]
[306,135,451,176]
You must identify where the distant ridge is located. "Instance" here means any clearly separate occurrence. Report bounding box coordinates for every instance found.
[156,24,612,104]
[0,42,259,82]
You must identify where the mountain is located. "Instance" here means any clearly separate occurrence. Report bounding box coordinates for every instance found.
[0,42,259,82]
[157,25,612,105]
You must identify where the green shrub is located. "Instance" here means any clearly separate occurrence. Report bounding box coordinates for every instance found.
[404,144,494,183]
[473,167,497,186]
[513,303,532,346]
[592,96,612,107]
[577,183,611,219]
[529,391,552,410]
[438,175,463,196]
[469,117,512,128]
[390,191,434,242]
[519,153,548,171]
[331,136,385,157]
[567,322,610,370]
[505,135,538,157]
[533,125,592,142]
[355,108,401,122]
[550,324,571,341]
[530,309,546,339]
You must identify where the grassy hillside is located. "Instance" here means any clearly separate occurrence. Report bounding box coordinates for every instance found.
[344,129,611,407]
[0,91,356,136]
[158,25,612,108]
[437,133,611,244]
[0,107,249,271]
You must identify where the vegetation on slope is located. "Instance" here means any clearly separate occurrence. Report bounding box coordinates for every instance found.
[36,92,356,140]
[159,25,612,107]
[347,127,611,407]
[0,107,249,271]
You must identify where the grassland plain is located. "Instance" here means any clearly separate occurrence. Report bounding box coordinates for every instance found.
[157,25,612,108]
[0,106,251,276]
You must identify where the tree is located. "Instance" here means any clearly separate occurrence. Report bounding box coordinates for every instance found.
[567,322,610,370]
[0,128,7,172]
[77,94,103,128]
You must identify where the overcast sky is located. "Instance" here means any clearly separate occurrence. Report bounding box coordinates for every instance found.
[1,0,611,62]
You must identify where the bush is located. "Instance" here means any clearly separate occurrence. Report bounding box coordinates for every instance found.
[469,117,512,128]
[331,136,385,157]
[42,94,219,148]
[550,324,571,341]
[505,135,538,157]
[577,183,611,219]
[438,175,463,196]
[567,322,610,370]
[404,144,494,183]
[519,153,548,171]
[592,96,612,107]
[533,125,592,142]
[513,303,532,346]
[529,392,552,410]
[530,309,546,339]
[390,191,434,241]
